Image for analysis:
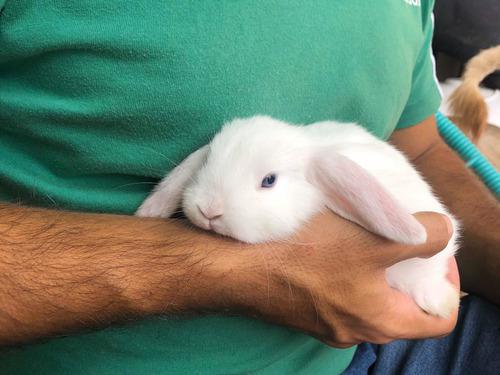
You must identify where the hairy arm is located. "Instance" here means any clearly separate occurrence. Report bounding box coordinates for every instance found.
[0,203,237,345]
[390,116,500,305]
[0,201,456,347]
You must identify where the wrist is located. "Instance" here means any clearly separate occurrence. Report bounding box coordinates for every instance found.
[115,228,265,317]
[189,237,296,320]
[188,237,265,315]
[202,239,319,331]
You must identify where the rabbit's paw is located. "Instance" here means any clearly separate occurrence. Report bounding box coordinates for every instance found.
[410,278,459,318]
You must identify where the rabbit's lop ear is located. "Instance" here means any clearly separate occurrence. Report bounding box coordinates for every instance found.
[136,145,209,218]
[307,150,427,245]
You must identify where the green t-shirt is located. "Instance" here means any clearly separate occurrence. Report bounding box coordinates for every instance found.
[0,1,441,374]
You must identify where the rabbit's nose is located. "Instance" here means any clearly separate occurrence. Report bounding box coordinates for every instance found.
[197,204,223,220]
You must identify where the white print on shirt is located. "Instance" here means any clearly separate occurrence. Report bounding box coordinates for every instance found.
[404,0,421,6]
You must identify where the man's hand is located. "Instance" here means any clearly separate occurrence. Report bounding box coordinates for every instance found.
[216,211,458,347]
[0,203,457,347]
[390,116,500,305]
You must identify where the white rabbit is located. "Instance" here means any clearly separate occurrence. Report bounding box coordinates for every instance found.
[136,116,460,318]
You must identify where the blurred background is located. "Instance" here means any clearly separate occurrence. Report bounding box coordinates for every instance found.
[432,0,500,168]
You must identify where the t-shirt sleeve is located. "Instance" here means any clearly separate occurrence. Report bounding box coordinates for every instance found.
[396,2,441,129]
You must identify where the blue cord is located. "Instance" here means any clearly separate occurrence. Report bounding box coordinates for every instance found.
[435,112,500,197]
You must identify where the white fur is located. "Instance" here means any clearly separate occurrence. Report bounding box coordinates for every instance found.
[137,146,209,218]
[136,116,460,318]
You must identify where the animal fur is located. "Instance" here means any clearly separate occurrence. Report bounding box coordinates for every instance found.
[448,45,500,142]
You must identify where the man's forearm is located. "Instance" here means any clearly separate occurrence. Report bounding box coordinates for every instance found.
[0,203,236,345]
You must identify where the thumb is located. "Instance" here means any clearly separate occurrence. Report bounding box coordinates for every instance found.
[383,211,453,265]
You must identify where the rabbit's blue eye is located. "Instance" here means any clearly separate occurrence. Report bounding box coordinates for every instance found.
[261,173,277,188]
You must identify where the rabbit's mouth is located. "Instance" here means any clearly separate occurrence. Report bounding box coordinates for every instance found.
[208,220,226,235]
[197,219,212,231]
[198,217,225,234]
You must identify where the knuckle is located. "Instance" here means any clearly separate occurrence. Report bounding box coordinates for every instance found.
[334,329,361,347]
[379,322,401,340]
[318,327,358,348]
[433,315,457,338]
[438,322,456,336]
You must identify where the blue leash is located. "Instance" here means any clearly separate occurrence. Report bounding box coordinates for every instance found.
[435,112,500,197]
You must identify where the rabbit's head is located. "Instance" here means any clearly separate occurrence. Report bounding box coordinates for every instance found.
[182,116,323,243]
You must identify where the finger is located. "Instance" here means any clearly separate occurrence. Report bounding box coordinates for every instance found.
[381,212,453,266]
[421,258,461,340]
[385,286,458,340]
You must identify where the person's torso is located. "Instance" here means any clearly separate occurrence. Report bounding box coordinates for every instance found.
[0,1,431,374]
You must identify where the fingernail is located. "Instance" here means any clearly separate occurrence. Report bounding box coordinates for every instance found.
[444,216,453,237]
